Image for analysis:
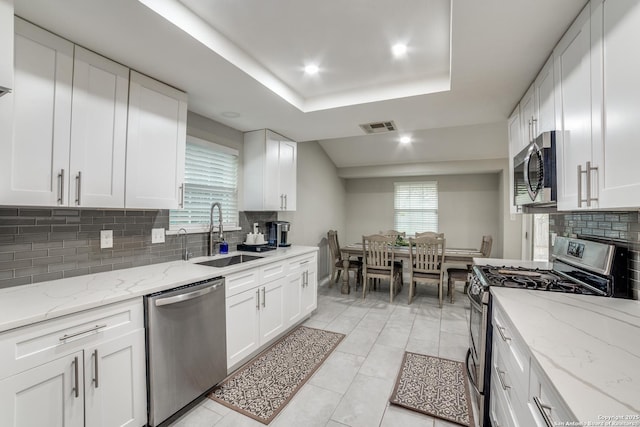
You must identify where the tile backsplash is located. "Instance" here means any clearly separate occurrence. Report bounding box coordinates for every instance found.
[0,208,276,289]
[549,211,640,300]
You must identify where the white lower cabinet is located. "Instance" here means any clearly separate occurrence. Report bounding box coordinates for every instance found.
[226,252,318,372]
[529,360,574,427]
[0,351,85,427]
[0,299,146,427]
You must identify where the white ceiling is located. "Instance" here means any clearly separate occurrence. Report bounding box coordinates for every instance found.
[14,0,588,170]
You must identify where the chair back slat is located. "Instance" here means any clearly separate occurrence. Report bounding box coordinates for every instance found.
[415,231,444,239]
[409,236,445,274]
[363,234,395,271]
[327,230,341,262]
[481,235,493,257]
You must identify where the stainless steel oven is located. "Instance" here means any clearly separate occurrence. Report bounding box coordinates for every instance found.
[465,273,492,427]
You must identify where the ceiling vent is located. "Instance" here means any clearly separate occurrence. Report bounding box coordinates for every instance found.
[359,120,397,134]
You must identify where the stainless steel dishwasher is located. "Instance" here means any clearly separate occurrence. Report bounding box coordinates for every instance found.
[145,276,226,426]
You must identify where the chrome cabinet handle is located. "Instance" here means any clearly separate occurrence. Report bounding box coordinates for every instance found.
[578,162,599,207]
[578,164,584,207]
[179,184,185,208]
[533,396,554,427]
[59,324,107,341]
[284,194,287,210]
[57,169,65,205]
[528,118,532,142]
[532,117,538,139]
[586,161,598,207]
[280,194,284,210]
[75,171,82,206]
[261,287,266,308]
[92,349,99,388]
[496,368,510,390]
[256,289,260,309]
[72,356,79,398]
[496,325,511,342]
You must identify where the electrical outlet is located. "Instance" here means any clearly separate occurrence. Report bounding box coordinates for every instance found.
[152,228,165,244]
[100,230,113,249]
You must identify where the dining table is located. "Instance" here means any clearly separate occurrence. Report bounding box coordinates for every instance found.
[339,243,483,294]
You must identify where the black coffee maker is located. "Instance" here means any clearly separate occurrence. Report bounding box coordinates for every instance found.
[266,221,291,247]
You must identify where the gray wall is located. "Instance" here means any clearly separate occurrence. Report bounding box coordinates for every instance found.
[344,173,502,257]
[279,141,347,280]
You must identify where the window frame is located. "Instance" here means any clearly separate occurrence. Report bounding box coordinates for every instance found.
[168,135,241,234]
[393,181,439,236]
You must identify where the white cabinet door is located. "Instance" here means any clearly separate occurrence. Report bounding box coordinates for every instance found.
[301,266,317,315]
[125,71,186,209]
[534,56,555,135]
[279,139,297,211]
[554,3,599,211]
[69,47,129,208]
[0,0,13,93]
[507,107,522,215]
[0,18,73,206]
[226,289,260,369]
[0,352,84,427]
[243,129,297,211]
[593,0,640,208]
[283,273,303,327]
[259,278,285,344]
[84,329,146,427]
[519,84,535,147]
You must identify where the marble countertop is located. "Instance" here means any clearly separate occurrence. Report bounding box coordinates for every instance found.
[491,287,640,422]
[0,246,318,333]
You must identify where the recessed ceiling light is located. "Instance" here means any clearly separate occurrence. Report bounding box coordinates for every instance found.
[304,64,319,75]
[400,136,411,144]
[392,43,407,57]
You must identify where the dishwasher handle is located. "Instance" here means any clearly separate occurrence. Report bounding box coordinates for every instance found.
[155,281,224,307]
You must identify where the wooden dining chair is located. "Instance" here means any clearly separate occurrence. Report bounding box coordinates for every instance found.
[408,235,446,307]
[327,230,362,289]
[447,235,493,302]
[362,234,402,303]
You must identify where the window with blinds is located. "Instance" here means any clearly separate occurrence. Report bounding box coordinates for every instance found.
[394,181,438,236]
[170,136,239,231]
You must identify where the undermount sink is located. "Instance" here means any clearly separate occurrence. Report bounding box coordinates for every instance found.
[196,254,263,268]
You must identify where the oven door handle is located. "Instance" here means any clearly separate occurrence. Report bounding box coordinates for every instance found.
[465,348,481,394]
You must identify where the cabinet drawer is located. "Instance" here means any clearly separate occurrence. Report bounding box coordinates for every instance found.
[287,253,316,274]
[493,303,529,388]
[0,298,143,380]
[529,361,575,425]
[225,267,260,297]
[262,260,287,282]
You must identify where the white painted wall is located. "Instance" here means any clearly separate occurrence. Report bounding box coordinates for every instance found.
[279,141,347,279]
[344,173,502,257]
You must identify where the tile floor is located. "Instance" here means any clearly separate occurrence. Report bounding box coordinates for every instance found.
[171,278,476,427]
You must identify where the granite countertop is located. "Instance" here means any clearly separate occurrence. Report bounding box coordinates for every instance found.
[491,287,640,422]
[0,246,318,333]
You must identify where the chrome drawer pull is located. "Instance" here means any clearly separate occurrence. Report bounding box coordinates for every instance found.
[533,396,554,427]
[59,324,107,341]
[57,169,65,205]
[72,356,79,398]
[496,325,511,342]
[75,171,82,205]
[496,368,510,390]
[92,349,99,388]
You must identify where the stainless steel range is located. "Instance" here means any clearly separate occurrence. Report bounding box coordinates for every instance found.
[465,236,630,427]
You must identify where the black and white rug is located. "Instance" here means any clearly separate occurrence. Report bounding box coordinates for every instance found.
[390,352,474,427]
[209,325,345,424]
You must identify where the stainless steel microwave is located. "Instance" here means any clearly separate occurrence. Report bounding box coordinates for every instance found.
[514,131,557,208]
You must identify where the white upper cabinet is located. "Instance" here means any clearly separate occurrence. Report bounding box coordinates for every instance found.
[125,71,187,209]
[534,56,555,135]
[519,84,535,148]
[554,3,599,210]
[0,18,73,206]
[591,0,640,208]
[244,129,297,211]
[507,106,522,214]
[69,47,129,208]
[0,0,13,94]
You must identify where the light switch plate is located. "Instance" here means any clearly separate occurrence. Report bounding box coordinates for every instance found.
[100,230,113,249]
[152,228,165,244]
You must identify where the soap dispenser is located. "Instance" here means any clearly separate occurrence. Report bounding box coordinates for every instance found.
[220,239,229,254]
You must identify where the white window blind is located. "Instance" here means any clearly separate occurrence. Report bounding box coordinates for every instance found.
[170,136,239,231]
[394,181,438,236]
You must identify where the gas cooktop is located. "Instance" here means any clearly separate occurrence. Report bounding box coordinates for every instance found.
[476,266,599,295]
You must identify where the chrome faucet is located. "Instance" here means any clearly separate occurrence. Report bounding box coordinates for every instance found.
[209,202,224,256]
[177,228,191,260]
